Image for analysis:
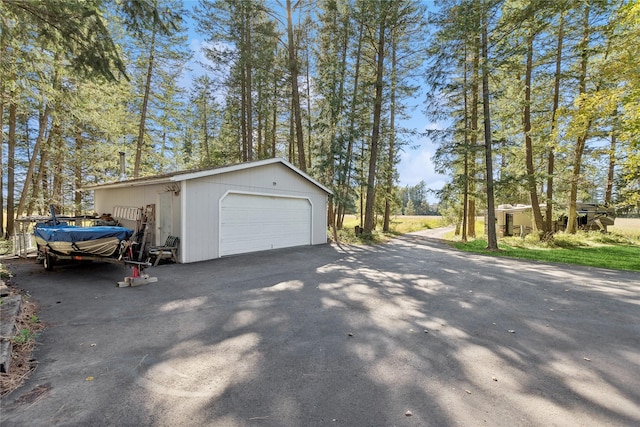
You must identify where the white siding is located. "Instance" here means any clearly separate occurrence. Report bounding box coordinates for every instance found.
[94,161,328,264]
[94,184,182,248]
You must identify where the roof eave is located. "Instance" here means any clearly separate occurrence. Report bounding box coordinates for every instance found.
[80,176,174,191]
[80,158,333,195]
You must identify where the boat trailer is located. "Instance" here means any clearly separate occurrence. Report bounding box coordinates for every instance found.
[32,206,158,287]
[38,244,157,288]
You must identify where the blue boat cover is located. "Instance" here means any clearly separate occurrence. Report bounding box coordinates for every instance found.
[34,225,134,243]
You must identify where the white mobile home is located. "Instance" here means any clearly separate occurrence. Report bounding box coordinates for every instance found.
[496,203,615,236]
[83,158,332,263]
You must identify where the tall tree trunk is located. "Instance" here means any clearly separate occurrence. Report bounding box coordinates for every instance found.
[286,0,306,171]
[306,42,312,169]
[360,136,365,229]
[468,36,480,238]
[257,84,263,159]
[27,150,42,216]
[202,92,211,165]
[383,29,398,233]
[241,71,248,161]
[74,130,83,216]
[481,2,498,250]
[28,125,53,216]
[338,21,364,230]
[0,33,5,236]
[51,122,65,213]
[288,97,295,162]
[567,5,591,234]
[40,146,49,215]
[135,20,157,178]
[6,97,16,238]
[462,45,469,242]
[15,104,51,220]
[271,73,278,158]
[524,29,545,233]
[546,11,564,233]
[0,87,4,237]
[605,114,616,206]
[363,10,387,234]
[245,8,253,161]
[332,13,351,230]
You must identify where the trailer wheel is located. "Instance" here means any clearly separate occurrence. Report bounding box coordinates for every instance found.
[44,253,55,271]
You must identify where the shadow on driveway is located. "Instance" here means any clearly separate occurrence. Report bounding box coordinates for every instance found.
[2,235,639,426]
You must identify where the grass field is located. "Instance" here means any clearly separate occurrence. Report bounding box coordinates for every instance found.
[609,217,640,239]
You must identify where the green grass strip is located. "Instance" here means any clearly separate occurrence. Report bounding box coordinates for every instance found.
[453,237,640,272]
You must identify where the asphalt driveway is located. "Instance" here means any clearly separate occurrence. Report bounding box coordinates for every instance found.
[1,231,639,426]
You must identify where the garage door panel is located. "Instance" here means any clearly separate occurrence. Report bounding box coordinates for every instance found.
[220,193,311,256]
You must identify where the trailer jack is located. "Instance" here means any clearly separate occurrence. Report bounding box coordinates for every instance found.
[118,260,157,287]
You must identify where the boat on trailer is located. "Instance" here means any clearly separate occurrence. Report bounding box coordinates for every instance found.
[34,207,136,271]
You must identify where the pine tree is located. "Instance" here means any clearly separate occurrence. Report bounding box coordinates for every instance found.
[481,0,499,250]
[127,0,190,177]
[426,0,483,239]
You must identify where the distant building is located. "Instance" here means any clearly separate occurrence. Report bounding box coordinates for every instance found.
[495,203,615,237]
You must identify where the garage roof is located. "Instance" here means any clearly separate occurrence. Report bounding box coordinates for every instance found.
[81,157,332,194]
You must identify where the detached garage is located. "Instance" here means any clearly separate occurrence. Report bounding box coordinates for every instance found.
[84,158,331,263]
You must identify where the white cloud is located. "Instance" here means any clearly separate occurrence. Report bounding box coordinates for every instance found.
[396,120,448,203]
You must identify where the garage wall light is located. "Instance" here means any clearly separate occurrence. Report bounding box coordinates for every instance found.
[166,183,181,195]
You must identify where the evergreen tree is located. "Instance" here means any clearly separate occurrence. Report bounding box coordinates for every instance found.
[126,0,191,177]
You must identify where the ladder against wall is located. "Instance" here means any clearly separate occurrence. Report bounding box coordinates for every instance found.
[112,202,155,234]
[138,205,155,260]
[112,206,142,223]
[112,205,155,260]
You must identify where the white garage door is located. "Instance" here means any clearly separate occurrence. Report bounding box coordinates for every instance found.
[220,193,312,256]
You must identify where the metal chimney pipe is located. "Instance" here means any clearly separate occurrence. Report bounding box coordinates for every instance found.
[119,151,126,181]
